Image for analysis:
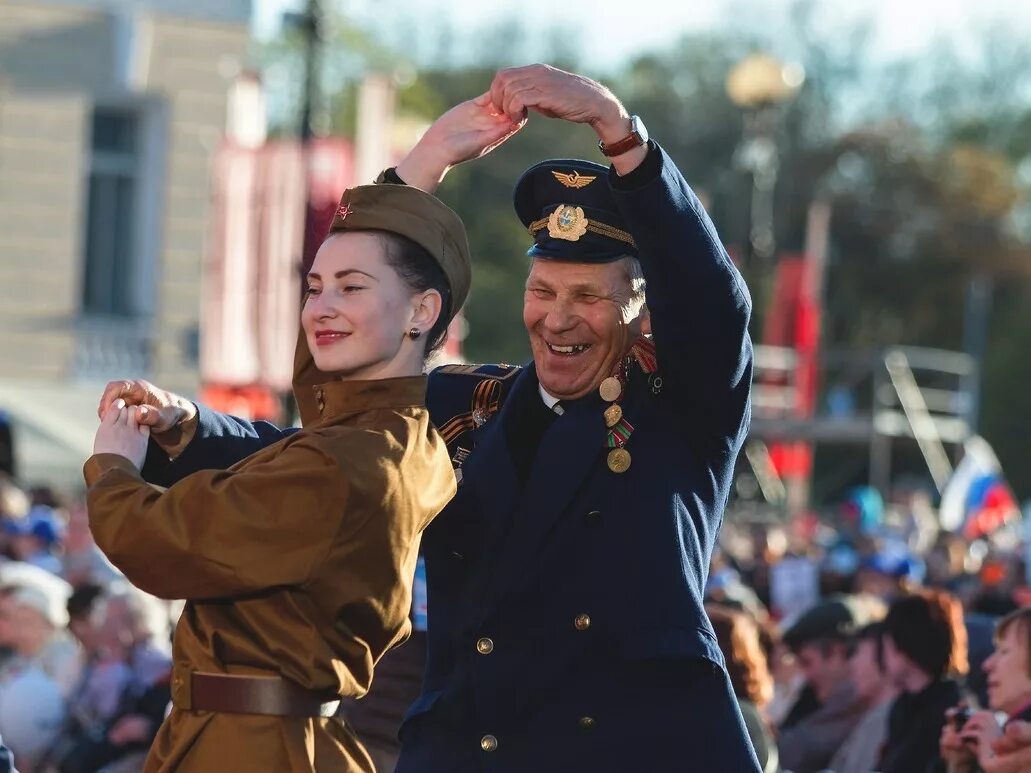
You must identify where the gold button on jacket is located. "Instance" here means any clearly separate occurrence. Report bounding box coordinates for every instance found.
[481,735,499,752]
[476,637,494,655]
[574,613,592,631]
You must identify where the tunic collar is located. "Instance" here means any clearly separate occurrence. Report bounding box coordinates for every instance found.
[306,376,427,425]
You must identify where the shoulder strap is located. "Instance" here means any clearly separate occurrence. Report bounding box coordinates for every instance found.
[428,363,521,461]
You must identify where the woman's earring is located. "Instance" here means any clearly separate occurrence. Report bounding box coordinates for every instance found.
[408,328,422,340]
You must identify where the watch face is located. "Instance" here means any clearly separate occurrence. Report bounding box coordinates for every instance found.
[631,116,648,144]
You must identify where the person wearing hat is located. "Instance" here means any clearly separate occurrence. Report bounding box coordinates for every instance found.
[84,183,470,771]
[5,505,64,575]
[777,595,882,773]
[0,561,81,698]
[102,64,758,770]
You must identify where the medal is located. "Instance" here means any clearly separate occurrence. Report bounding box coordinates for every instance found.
[599,377,622,402]
[607,447,631,473]
[603,403,622,428]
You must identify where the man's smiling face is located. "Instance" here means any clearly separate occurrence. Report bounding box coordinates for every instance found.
[523,257,648,400]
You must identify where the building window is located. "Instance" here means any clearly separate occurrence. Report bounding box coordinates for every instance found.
[73,103,162,380]
[82,107,139,317]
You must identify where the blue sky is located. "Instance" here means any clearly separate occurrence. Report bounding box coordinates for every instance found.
[254,0,1031,69]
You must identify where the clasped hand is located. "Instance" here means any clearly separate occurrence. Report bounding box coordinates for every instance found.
[396,64,629,192]
[93,398,150,470]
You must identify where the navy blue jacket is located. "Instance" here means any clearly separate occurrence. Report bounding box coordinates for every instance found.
[141,144,756,772]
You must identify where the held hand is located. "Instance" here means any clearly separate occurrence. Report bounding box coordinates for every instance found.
[993,720,1031,755]
[94,401,150,470]
[981,744,1031,773]
[958,710,1004,765]
[941,708,970,753]
[941,707,978,768]
[97,379,195,434]
[107,713,153,745]
[488,64,628,141]
[395,93,524,192]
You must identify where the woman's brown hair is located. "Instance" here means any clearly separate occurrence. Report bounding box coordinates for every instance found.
[883,588,969,679]
[706,603,774,708]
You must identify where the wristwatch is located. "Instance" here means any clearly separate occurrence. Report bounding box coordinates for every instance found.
[598,115,648,157]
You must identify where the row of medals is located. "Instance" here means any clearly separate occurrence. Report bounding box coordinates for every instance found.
[599,375,631,474]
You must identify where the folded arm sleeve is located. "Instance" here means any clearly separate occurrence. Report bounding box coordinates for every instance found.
[141,402,300,487]
[86,440,348,600]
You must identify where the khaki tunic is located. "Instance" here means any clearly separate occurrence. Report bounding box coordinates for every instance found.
[84,375,456,772]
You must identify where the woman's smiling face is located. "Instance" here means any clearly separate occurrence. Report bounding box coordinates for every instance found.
[302,232,420,379]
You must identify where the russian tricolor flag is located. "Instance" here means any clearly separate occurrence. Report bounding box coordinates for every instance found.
[940,436,1019,538]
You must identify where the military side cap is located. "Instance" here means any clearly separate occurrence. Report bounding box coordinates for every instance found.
[513,159,637,263]
[329,184,471,319]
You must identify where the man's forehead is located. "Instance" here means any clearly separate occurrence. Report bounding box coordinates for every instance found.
[527,257,626,286]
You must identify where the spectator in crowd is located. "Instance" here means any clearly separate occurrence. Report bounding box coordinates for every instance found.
[708,604,780,773]
[0,564,75,768]
[0,477,29,524]
[855,543,924,602]
[0,563,81,697]
[49,582,133,768]
[879,588,969,773]
[940,607,1031,772]
[0,663,64,769]
[4,505,64,575]
[47,583,171,772]
[66,583,106,659]
[829,621,898,773]
[60,501,119,588]
[777,596,879,773]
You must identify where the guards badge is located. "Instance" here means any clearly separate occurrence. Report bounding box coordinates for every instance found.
[548,205,588,241]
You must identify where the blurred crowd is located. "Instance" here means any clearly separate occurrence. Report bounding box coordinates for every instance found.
[707,485,1031,772]
[3,465,1030,773]
[0,478,173,773]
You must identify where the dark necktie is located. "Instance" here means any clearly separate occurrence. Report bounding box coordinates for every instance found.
[505,391,559,484]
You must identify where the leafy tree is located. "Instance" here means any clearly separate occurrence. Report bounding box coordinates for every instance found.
[254,3,1031,496]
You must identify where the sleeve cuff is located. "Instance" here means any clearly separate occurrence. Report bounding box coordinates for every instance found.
[152,408,198,460]
[609,140,662,191]
[84,453,143,487]
[375,167,408,186]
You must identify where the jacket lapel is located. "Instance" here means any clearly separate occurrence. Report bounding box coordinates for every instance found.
[480,380,608,609]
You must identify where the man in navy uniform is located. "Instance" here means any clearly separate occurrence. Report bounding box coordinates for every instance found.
[101,65,758,771]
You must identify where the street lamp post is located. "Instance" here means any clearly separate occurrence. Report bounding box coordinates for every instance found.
[284,0,325,142]
[727,53,809,520]
[725,53,805,261]
[280,0,325,424]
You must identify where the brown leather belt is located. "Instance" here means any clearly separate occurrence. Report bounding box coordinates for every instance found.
[189,671,340,718]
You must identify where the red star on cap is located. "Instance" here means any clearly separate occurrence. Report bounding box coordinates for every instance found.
[336,203,353,219]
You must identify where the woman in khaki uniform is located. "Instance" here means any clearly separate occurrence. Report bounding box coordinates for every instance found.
[83,183,471,772]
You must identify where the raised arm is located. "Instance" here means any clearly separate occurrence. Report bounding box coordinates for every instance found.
[609,144,753,443]
[393,92,525,192]
[486,64,752,443]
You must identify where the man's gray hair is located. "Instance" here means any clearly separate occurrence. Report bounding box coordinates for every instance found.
[621,255,646,298]
[620,255,647,316]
